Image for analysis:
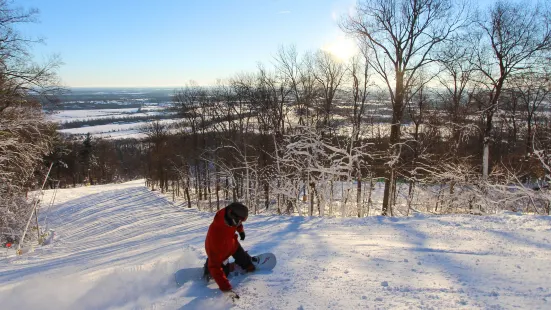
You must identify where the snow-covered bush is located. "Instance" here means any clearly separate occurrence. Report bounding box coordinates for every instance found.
[409,157,550,215]
[272,125,372,217]
[0,0,60,242]
[0,103,56,241]
[532,126,551,214]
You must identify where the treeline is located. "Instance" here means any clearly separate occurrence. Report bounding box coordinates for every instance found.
[44,134,145,187]
[59,113,176,129]
[137,0,551,216]
[52,103,144,110]
[49,0,551,218]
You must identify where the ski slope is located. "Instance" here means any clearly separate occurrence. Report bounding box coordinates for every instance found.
[1,181,551,309]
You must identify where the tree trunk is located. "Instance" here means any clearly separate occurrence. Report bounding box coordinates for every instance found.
[382,123,402,214]
[203,163,209,201]
[367,176,374,216]
[225,177,229,200]
[264,182,269,210]
[309,182,315,217]
[330,180,334,216]
[277,179,281,214]
[391,176,397,216]
[406,180,415,216]
[216,174,220,210]
[207,168,212,212]
[357,178,362,218]
[483,140,490,179]
[185,187,191,208]
[382,169,394,216]
[232,178,237,201]
[526,116,533,155]
[382,70,405,215]
[195,165,201,209]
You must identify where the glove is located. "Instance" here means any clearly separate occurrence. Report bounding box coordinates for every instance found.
[224,290,240,301]
[239,231,245,241]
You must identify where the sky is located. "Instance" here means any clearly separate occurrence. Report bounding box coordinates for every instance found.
[19,0,357,88]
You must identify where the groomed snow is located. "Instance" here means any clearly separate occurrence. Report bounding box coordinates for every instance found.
[1,181,550,309]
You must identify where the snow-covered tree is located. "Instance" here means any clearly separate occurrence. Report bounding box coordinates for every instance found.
[0,1,60,243]
[272,124,372,217]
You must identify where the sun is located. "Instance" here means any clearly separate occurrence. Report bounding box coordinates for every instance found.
[322,35,358,61]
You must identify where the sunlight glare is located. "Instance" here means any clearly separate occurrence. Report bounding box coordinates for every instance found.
[322,35,358,61]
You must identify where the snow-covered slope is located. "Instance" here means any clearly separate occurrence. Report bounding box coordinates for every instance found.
[1,181,550,309]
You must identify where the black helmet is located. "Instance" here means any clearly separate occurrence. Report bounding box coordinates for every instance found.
[225,202,248,226]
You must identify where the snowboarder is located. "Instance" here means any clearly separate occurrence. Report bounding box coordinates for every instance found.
[204,202,255,299]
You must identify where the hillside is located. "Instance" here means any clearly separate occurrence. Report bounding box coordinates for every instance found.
[1,181,550,309]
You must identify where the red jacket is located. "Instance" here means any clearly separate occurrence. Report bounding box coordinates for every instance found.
[205,208,245,291]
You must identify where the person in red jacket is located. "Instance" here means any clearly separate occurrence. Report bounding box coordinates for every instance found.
[204,202,255,296]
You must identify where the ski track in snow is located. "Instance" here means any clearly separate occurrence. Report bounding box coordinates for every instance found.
[1,180,551,309]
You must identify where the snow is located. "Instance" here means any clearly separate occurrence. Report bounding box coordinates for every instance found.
[57,119,180,139]
[48,108,143,122]
[46,107,177,139]
[47,107,171,123]
[1,180,551,309]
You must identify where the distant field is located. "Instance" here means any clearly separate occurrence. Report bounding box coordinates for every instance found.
[47,88,180,139]
[58,119,181,140]
[49,107,166,122]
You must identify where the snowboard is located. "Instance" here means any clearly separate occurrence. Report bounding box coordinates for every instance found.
[174,252,276,287]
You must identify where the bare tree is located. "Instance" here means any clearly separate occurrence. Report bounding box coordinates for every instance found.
[404,75,434,215]
[141,121,169,191]
[275,45,317,127]
[349,53,371,216]
[173,81,203,134]
[230,73,259,134]
[469,0,551,179]
[436,41,478,154]
[313,50,347,135]
[342,0,466,215]
[256,64,291,136]
[509,69,551,155]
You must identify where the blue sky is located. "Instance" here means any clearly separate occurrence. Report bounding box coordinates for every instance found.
[19,0,356,87]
